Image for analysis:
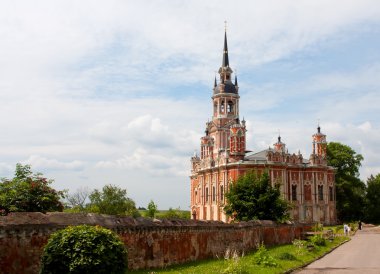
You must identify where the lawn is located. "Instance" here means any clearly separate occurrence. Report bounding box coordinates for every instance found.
[130,226,349,274]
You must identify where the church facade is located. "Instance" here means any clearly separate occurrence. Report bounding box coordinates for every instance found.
[190,31,336,224]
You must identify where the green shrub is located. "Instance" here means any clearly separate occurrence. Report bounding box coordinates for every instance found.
[253,243,278,267]
[310,235,326,246]
[40,225,127,274]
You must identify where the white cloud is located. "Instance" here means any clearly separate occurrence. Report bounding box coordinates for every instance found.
[23,155,85,172]
[0,0,380,208]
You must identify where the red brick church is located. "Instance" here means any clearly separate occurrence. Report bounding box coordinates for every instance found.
[190,30,336,224]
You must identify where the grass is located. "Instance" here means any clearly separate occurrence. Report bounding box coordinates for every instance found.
[130,229,349,274]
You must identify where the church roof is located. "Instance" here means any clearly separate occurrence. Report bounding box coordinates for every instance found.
[244,149,310,164]
[213,80,238,95]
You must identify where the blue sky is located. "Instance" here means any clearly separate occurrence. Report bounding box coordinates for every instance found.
[0,0,379,209]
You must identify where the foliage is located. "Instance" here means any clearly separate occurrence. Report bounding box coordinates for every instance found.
[0,164,64,215]
[87,184,140,217]
[365,174,380,224]
[147,200,158,218]
[224,171,289,222]
[253,243,278,267]
[309,235,326,246]
[221,249,247,274]
[40,225,127,274]
[313,223,324,232]
[327,142,366,221]
[292,239,307,255]
[157,207,190,219]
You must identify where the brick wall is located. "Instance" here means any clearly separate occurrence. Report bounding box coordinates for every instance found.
[0,212,311,274]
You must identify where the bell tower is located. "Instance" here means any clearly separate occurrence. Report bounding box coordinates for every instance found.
[312,125,327,157]
[200,27,246,164]
[310,124,327,165]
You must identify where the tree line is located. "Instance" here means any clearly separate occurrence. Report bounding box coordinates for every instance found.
[1,141,380,223]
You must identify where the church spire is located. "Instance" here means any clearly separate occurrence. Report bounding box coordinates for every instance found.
[222,30,229,67]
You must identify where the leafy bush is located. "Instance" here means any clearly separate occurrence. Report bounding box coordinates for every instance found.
[253,243,278,267]
[40,225,127,274]
[310,235,326,246]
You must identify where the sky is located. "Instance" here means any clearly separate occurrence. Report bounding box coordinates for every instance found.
[1,0,380,210]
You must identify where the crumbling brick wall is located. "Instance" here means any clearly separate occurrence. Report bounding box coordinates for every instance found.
[0,212,311,274]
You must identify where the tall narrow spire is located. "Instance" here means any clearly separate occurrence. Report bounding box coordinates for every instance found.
[222,30,229,67]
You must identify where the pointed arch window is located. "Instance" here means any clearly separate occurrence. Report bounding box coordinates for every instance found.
[220,185,224,201]
[220,101,225,113]
[212,186,216,202]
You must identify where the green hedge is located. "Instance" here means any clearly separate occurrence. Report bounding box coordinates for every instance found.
[40,225,127,274]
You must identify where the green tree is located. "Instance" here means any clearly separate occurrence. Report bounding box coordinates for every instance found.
[224,171,289,222]
[365,174,380,224]
[327,142,366,221]
[87,184,140,217]
[0,164,64,215]
[147,200,158,218]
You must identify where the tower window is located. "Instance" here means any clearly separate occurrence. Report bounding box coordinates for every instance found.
[220,101,225,113]
[205,187,209,202]
[227,101,233,113]
[318,185,324,201]
[220,185,224,201]
[212,186,216,202]
[329,186,334,201]
[292,185,297,201]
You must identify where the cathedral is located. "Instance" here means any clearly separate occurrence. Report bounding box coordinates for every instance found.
[190,30,336,224]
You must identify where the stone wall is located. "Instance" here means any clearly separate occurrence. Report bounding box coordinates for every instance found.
[0,212,312,274]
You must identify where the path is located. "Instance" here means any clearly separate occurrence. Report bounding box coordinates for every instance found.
[294,225,380,274]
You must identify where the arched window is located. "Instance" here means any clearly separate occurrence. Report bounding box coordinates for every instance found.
[195,191,197,204]
[292,185,297,201]
[220,101,225,113]
[220,185,224,201]
[205,187,209,202]
[329,186,334,201]
[318,185,324,201]
[227,101,233,113]
[212,186,216,202]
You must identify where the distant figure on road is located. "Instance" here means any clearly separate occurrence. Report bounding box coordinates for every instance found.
[358,220,362,230]
[344,224,350,236]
